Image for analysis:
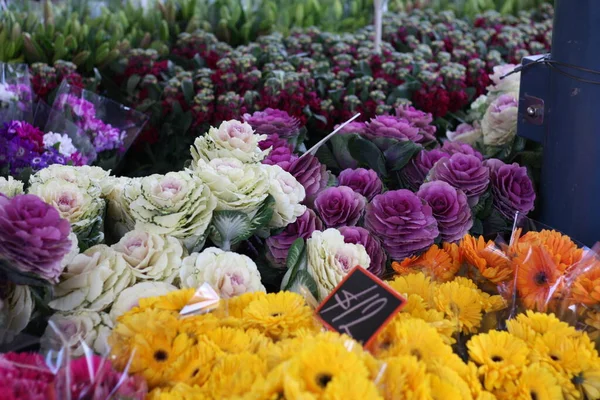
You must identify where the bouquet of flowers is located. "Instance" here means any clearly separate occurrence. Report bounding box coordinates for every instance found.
[0,63,33,124]
[51,80,149,170]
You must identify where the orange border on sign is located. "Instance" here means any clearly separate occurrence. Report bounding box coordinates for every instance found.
[315,265,406,350]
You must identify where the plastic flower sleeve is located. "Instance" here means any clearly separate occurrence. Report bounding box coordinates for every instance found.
[51,80,148,171]
[0,63,33,124]
[34,101,97,165]
[552,243,600,342]
[502,213,588,317]
[43,321,147,400]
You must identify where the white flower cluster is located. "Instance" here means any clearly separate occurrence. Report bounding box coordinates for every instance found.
[42,132,78,157]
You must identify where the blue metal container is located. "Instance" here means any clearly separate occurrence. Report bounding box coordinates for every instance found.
[517,0,600,246]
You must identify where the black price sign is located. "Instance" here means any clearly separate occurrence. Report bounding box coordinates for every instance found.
[316,266,406,348]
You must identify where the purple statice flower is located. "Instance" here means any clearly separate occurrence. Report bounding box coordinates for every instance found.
[338,168,383,201]
[441,141,484,161]
[313,186,367,228]
[417,181,472,243]
[428,153,490,205]
[243,108,300,138]
[266,209,323,267]
[338,226,386,277]
[486,159,536,220]
[288,154,329,204]
[364,115,423,143]
[365,189,439,260]
[395,104,437,142]
[0,194,72,283]
[401,149,448,190]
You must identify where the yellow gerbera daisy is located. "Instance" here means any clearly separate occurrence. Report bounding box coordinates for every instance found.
[285,341,370,396]
[502,363,563,400]
[109,308,186,388]
[204,352,268,398]
[459,362,485,399]
[531,332,592,376]
[165,337,221,386]
[434,281,484,334]
[179,313,222,339]
[477,392,498,400]
[203,326,254,353]
[387,272,437,306]
[506,310,581,346]
[242,291,317,340]
[378,355,431,400]
[217,291,267,319]
[467,331,530,391]
[147,382,208,400]
[138,288,197,312]
[321,374,382,400]
[572,359,600,400]
[453,276,479,290]
[400,293,457,341]
[480,292,507,313]
[428,364,473,400]
[371,317,457,369]
[245,363,289,400]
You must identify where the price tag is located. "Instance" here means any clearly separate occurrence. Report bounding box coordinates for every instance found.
[315,266,406,348]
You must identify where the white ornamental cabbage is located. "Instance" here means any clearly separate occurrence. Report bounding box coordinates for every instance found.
[0,284,34,344]
[180,247,266,299]
[105,176,140,239]
[262,164,306,228]
[29,164,110,197]
[194,157,270,215]
[112,228,184,283]
[0,176,24,197]
[49,245,135,312]
[191,120,269,164]
[61,232,80,269]
[41,310,113,357]
[126,171,217,250]
[446,122,483,145]
[481,94,519,147]
[28,169,106,242]
[306,228,371,301]
[109,282,177,322]
[487,64,520,99]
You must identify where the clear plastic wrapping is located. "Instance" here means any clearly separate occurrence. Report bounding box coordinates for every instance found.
[0,63,33,124]
[51,80,148,170]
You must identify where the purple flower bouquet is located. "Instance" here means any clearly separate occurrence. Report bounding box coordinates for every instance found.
[0,63,33,124]
[51,80,148,170]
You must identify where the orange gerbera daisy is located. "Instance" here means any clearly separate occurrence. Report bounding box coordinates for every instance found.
[569,259,600,306]
[392,244,460,282]
[514,245,563,311]
[460,235,512,284]
[517,230,583,273]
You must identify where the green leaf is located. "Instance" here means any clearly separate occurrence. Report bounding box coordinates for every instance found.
[384,141,422,171]
[281,246,308,292]
[0,259,52,288]
[348,135,387,177]
[315,143,341,172]
[286,238,305,271]
[472,190,494,220]
[126,74,141,94]
[287,270,319,301]
[181,79,194,104]
[249,195,275,232]
[209,210,252,251]
[470,218,484,236]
